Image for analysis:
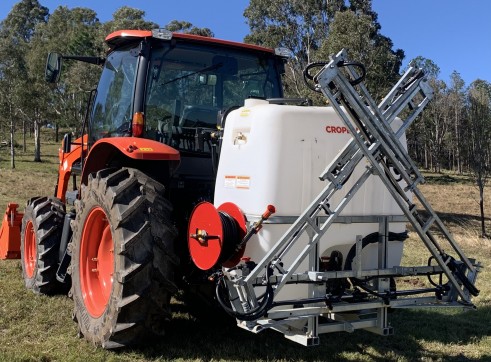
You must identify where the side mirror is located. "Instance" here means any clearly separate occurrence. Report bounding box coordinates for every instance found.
[45,52,62,83]
[62,133,72,154]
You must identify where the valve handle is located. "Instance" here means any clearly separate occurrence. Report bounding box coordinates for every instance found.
[261,205,276,220]
[235,205,276,253]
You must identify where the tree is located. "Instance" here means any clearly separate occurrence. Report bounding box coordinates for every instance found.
[0,0,48,164]
[243,0,332,101]
[448,71,466,173]
[0,36,24,169]
[102,6,158,34]
[318,9,404,101]
[30,6,102,139]
[421,78,451,172]
[243,1,403,103]
[165,20,214,37]
[0,0,48,42]
[404,56,440,169]
[467,80,491,237]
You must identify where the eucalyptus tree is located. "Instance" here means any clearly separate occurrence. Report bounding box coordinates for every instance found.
[244,0,402,104]
[446,72,466,173]
[0,0,48,163]
[165,20,214,37]
[30,6,102,139]
[101,6,159,35]
[319,8,404,101]
[0,37,25,168]
[467,80,491,237]
[403,56,441,169]
[243,0,333,100]
[420,78,451,172]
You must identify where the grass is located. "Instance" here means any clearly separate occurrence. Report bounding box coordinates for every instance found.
[1,131,491,361]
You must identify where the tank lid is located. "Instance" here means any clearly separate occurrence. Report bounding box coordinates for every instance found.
[244,98,269,108]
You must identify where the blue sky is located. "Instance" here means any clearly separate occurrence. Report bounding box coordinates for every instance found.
[1,0,490,87]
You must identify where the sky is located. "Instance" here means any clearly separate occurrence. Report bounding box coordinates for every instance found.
[0,0,490,87]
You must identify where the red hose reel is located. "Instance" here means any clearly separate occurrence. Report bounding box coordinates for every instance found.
[187,202,275,270]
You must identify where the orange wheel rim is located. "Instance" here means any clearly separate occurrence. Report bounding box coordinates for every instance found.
[23,221,36,278]
[80,207,114,317]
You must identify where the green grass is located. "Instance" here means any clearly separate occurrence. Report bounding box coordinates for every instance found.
[1,132,491,361]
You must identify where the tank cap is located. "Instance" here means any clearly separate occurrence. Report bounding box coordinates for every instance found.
[244,97,268,108]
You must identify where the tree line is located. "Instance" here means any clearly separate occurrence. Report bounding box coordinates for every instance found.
[1,0,491,234]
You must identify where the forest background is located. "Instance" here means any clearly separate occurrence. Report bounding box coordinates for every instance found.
[1,0,491,235]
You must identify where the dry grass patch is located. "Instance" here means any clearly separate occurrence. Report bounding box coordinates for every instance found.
[1,136,491,361]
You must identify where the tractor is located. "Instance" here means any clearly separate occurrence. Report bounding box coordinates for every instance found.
[0,28,480,349]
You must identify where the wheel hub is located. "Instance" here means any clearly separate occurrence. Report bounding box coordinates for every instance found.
[80,207,114,317]
[23,220,36,278]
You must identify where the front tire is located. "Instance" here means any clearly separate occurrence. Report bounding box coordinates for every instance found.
[20,196,66,294]
[70,168,178,349]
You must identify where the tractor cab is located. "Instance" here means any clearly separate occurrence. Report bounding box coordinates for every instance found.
[95,31,285,147]
[47,29,285,151]
[46,29,286,209]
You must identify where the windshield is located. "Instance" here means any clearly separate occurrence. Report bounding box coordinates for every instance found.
[144,42,283,148]
[90,46,138,140]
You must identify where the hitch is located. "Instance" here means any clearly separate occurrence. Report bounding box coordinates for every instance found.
[0,203,24,259]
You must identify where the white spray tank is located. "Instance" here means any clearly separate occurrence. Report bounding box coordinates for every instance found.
[213,99,408,300]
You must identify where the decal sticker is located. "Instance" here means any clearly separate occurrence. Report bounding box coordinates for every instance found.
[240,108,251,117]
[224,175,251,189]
[326,125,350,134]
[224,176,236,188]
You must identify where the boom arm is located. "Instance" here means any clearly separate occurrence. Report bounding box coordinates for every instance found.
[218,49,480,346]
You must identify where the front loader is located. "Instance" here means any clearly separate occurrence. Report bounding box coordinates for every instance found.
[0,28,480,349]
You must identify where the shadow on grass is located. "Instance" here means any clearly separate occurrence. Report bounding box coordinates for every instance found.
[414,209,488,231]
[119,304,491,361]
[423,173,474,185]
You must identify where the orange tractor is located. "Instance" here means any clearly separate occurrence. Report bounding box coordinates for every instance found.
[0,29,480,349]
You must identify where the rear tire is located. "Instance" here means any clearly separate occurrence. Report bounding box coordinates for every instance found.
[20,196,66,294]
[70,168,178,349]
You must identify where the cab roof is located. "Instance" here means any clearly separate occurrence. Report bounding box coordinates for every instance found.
[105,29,275,54]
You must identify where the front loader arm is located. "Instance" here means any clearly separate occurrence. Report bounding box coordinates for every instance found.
[55,135,88,203]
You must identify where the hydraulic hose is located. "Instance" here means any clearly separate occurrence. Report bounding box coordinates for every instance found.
[344,231,408,271]
[215,266,275,321]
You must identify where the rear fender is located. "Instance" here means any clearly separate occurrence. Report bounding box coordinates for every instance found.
[81,137,180,186]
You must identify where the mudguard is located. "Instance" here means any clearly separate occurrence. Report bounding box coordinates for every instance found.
[80,137,180,185]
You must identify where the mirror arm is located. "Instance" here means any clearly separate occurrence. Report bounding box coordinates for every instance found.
[61,55,105,66]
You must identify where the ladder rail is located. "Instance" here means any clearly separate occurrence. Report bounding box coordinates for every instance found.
[314,50,477,300]
[323,54,476,273]
[319,66,430,184]
[326,67,420,180]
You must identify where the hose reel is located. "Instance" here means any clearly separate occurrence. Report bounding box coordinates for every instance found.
[187,202,247,270]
